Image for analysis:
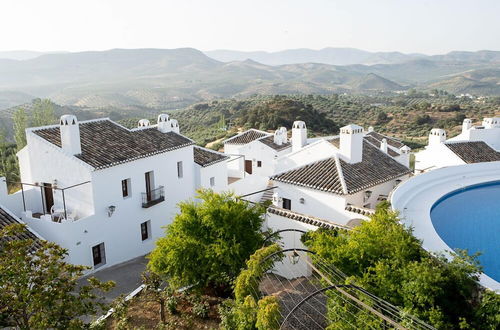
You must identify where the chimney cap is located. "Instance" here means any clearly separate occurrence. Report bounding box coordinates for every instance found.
[138,119,151,127]
[340,124,363,134]
[158,114,170,123]
[60,114,78,126]
[292,121,306,129]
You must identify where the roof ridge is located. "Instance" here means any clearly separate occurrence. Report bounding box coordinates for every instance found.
[334,153,348,194]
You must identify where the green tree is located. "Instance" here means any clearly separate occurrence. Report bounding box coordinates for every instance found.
[0,224,114,329]
[148,189,267,294]
[302,202,486,328]
[31,98,56,127]
[12,107,28,151]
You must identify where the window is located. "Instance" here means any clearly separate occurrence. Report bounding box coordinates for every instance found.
[210,177,215,187]
[282,198,291,210]
[257,161,262,168]
[122,179,131,198]
[92,243,106,267]
[177,161,183,178]
[140,221,151,241]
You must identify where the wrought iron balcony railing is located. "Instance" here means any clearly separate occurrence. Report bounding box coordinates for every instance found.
[142,186,165,208]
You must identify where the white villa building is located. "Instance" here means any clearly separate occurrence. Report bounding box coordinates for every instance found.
[0,114,228,272]
[415,117,500,172]
[223,122,412,241]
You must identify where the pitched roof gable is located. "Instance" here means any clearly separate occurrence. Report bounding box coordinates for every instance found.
[33,119,194,170]
[272,142,410,195]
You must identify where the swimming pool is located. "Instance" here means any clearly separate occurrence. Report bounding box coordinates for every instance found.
[430,181,500,282]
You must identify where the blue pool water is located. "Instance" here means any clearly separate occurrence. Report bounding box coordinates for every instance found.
[430,181,500,282]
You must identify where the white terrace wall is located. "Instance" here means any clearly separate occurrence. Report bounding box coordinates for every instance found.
[414,144,464,172]
[198,161,228,193]
[265,213,316,279]
[346,175,410,209]
[273,182,354,225]
[21,132,94,217]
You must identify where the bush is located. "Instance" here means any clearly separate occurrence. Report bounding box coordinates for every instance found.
[192,300,210,319]
[256,296,280,330]
[148,190,267,295]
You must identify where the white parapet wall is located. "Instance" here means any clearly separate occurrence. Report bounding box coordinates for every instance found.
[390,161,500,292]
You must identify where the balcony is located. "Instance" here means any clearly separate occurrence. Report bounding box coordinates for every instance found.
[142,186,165,208]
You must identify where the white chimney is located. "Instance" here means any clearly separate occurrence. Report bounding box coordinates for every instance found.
[138,119,150,128]
[428,128,446,146]
[398,145,411,167]
[368,126,374,133]
[59,115,81,155]
[462,119,472,133]
[157,114,172,133]
[170,119,180,134]
[273,128,285,145]
[272,191,280,207]
[279,127,288,143]
[482,117,500,129]
[339,124,364,164]
[380,138,388,153]
[292,121,307,152]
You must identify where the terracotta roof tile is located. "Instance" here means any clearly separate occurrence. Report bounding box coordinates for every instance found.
[267,206,350,230]
[445,141,500,164]
[34,120,194,170]
[0,206,42,250]
[224,129,269,145]
[193,146,229,167]
[365,131,404,148]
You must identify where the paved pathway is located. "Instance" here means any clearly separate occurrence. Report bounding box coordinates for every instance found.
[79,255,148,303]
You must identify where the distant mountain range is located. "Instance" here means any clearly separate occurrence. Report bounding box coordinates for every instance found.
[205,48,500,66]
[0,50,68,61]
[0,48,499,111]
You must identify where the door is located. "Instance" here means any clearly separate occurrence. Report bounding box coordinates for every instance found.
[245,160,253,174]
[145,171,153,202]
[92,243,106,267]
[43,183,54,214]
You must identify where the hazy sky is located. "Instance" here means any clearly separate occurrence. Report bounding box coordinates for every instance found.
[1,0,499,54]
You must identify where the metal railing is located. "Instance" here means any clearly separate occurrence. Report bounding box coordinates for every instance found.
[141,186,165,208]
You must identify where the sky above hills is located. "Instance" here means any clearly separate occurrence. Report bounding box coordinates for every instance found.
[0,0,499,55]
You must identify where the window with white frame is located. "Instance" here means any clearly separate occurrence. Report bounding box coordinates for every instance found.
[210,177,215,187]
[121,178,131,198]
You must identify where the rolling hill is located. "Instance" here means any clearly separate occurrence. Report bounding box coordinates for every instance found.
[0,48,499,111]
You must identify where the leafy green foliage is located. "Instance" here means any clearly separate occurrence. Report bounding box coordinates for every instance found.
[302,202,493,329]
[0,131,20,189]
[0,224,114,329]
[148,189,266,294]
[234,244,283,302]
[256,296,280,330]
[12,107,27,151]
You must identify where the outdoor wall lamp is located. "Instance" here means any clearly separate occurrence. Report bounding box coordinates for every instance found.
[289,251,300,265]
[364,190,372,202]
[299,197,305,204]
[107,205,116,217]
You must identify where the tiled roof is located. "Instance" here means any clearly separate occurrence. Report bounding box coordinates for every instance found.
[364,136,400,157]
[34,120,194,170]
[345,204,375,216]
[0,206,42,250]
[445,141,500,164]
[365,131,404,148]
[259,136,292,151]
[272,142,411,195]
[267,206,350,230]
[193,146,229,167]
[224,129,269,145]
